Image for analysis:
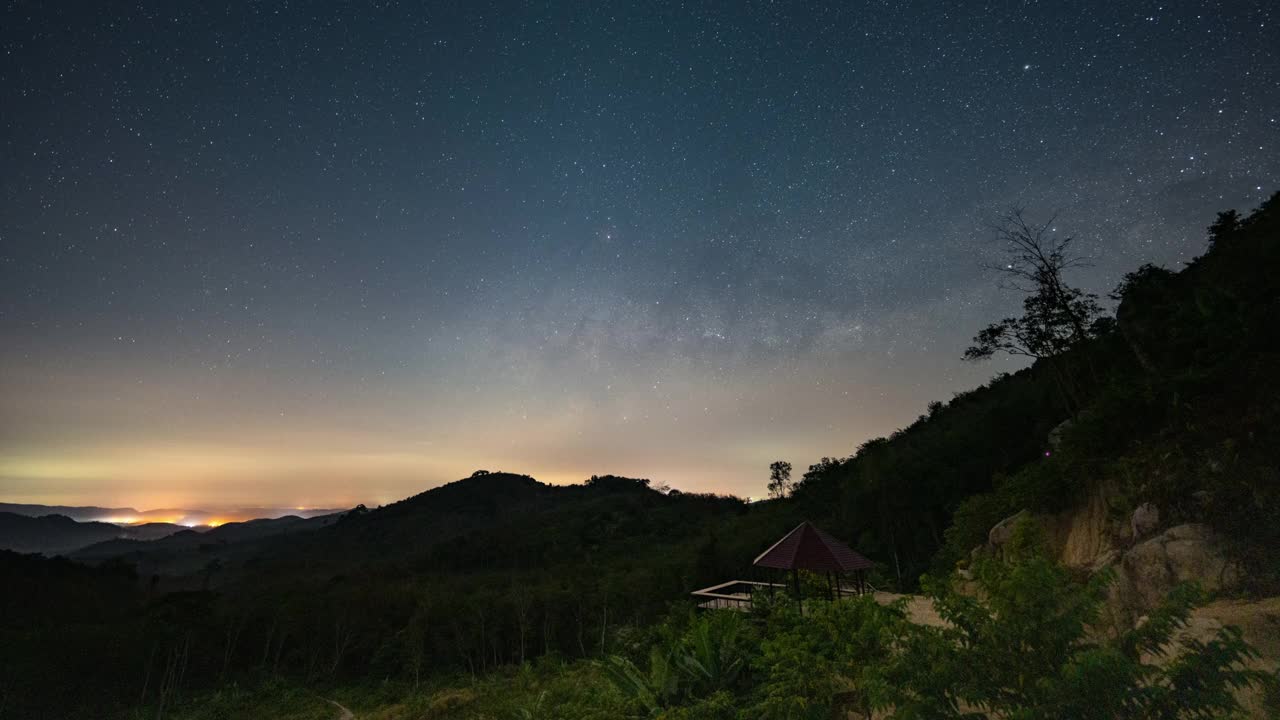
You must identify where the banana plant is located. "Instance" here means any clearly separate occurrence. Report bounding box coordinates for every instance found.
[601,646,681,717]
[676,614,745,694]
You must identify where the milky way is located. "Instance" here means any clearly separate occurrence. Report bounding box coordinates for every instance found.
[2,1,1277,507]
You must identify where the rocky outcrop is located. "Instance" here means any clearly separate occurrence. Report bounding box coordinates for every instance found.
[978,484,1128,569]
[977,496,1274,717]
[1116,523,1241,610]
[1047,479,1128,569]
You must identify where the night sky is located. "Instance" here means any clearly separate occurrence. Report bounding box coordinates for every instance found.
[2,1,1277,509]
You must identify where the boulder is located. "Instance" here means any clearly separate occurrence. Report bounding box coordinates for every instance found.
[1131,502,1160,539]
[1122,523,1241,610]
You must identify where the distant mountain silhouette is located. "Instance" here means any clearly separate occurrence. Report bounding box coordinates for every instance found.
[70,511,345,576]
[0,502,345,525]
[0,505,349,558]
[65,473,575,579]
[0,512,186,555]
[0,502,142,522]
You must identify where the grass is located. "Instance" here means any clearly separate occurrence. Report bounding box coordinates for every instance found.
[155,659,626,720]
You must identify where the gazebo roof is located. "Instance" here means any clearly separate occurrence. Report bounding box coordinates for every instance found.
[752,521,874,572]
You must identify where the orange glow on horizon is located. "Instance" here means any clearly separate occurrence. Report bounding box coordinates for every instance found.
[98,516,138,525]
[0,355,929,509]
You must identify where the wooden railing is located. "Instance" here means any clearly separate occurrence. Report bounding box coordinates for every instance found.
[689,580,787,611]
[691,579,877,612]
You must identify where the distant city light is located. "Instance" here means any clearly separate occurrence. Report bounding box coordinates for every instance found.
[99,516,137,525]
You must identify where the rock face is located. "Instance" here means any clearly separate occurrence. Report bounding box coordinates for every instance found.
[977,491,1274,718]
[1119,523,1241,610]
[1048,480,1126,569]
[983,501,1236,607]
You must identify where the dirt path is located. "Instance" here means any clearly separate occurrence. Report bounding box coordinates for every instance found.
[326,699,354,720]
[872,590,947,628]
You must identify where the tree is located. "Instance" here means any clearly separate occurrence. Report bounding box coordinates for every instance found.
[965,210,1104,363]
[767,461,793,500]
[403,591,433,688]
[964,210,1106,409]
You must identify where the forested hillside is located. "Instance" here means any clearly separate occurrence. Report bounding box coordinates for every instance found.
[793,193,1280,591]
[1,197,1277,719]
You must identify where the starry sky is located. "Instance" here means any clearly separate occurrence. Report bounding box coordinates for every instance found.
[2,1,1277,509]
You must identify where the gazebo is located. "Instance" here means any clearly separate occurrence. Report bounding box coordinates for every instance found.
[691,521,875,612]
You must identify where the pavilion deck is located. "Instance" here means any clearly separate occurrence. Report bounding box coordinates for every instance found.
[691,578,873,612]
